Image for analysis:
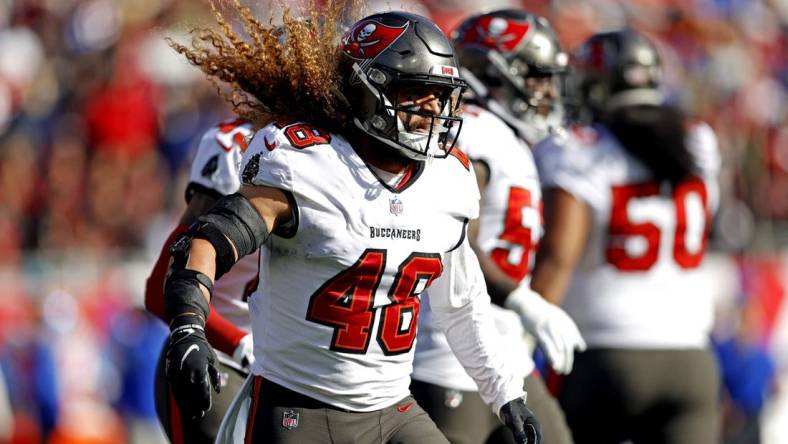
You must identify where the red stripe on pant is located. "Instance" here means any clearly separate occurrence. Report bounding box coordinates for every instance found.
[245,376,265,444]
[169,389,185,444]
[545,368,565,397]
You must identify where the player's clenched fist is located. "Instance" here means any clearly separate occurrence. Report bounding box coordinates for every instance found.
[163,266,221,419]
[500,397,542,444]
[165,313,221,419]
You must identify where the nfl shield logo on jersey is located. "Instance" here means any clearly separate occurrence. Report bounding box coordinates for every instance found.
[389,197,403,215]
[282,410,299,430]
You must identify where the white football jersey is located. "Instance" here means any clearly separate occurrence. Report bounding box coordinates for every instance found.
[187,119,258,332]
[241,121,524,412]
[413,105,538,390]
[535,122,721,349]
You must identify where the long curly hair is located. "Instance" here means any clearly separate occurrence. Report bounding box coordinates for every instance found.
[167,0,362,131]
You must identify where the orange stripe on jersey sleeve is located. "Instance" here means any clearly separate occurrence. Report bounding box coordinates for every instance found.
[394,163,416,191]
[449,147,471,171]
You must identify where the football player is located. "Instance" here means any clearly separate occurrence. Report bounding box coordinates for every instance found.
[144,119,257,443]
[411,10,580,444]
[451,11,568,147]
[163,8,541,444]
[531,30,721,444]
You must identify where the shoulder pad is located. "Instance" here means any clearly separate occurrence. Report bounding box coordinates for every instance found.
[461,103,485,118]
[685,121,720,176]
[214,119,255,153]
[264,120,332,151]
[456,107,520,159]
[448,147,471,171]
[186,119,255,201]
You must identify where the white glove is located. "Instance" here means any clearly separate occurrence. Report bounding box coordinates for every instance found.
[231,334,255,369]
[505,284,586,374]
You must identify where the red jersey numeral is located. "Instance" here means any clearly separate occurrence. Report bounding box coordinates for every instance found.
[284,124,331,149]
[606,178,709,272]
[489,187,538,281]
[606,183,661,271]
[306,250,443,355]
[673,178,710,269]
[378,253,443,355]
[306,249,385,354]
[449,147,471,171]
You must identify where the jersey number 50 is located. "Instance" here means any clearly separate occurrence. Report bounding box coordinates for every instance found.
[306,249,443,355]
[606,178,709,271]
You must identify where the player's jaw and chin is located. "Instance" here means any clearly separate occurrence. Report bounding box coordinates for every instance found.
[350,103,458,169]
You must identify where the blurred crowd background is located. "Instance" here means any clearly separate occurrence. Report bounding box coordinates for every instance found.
[0,0,785,443]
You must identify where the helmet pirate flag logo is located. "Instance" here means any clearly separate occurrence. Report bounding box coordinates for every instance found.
[460,16,530,53]
[342,20,408,60]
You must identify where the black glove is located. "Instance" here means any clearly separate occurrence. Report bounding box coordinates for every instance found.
[164,314,221,419]
[500,397,542,444]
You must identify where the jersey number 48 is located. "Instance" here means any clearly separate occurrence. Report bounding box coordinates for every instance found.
[306,249,443,355]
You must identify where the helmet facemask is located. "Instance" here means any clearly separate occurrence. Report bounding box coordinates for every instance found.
[352,63,465,160]
[485,51,566,141]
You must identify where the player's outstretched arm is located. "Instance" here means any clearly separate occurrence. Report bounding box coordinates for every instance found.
[163,186,289,419]
[530,188,589,305]
[501,188,588,375]
[465,158,582,374]
[144,192,251,360]
[428,239,539,443]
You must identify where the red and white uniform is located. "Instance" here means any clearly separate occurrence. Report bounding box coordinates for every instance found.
[534,123,720,349]
[187,119,258,333]
[240,121,525,413]
[413,105,539,391]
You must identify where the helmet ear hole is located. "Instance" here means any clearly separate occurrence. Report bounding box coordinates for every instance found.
[367,68,388,86]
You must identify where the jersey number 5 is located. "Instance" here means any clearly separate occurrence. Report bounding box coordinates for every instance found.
[306,249,443,355]
[490,187,539,281]
[606,178,709,271]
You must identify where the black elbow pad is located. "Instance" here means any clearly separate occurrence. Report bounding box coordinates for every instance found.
[194,193,270,279]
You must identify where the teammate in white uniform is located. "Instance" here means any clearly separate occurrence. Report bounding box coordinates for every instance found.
[412,11,580,444]
[145,119,258,443]
[162,10,542,444]
[531,30,721,444]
